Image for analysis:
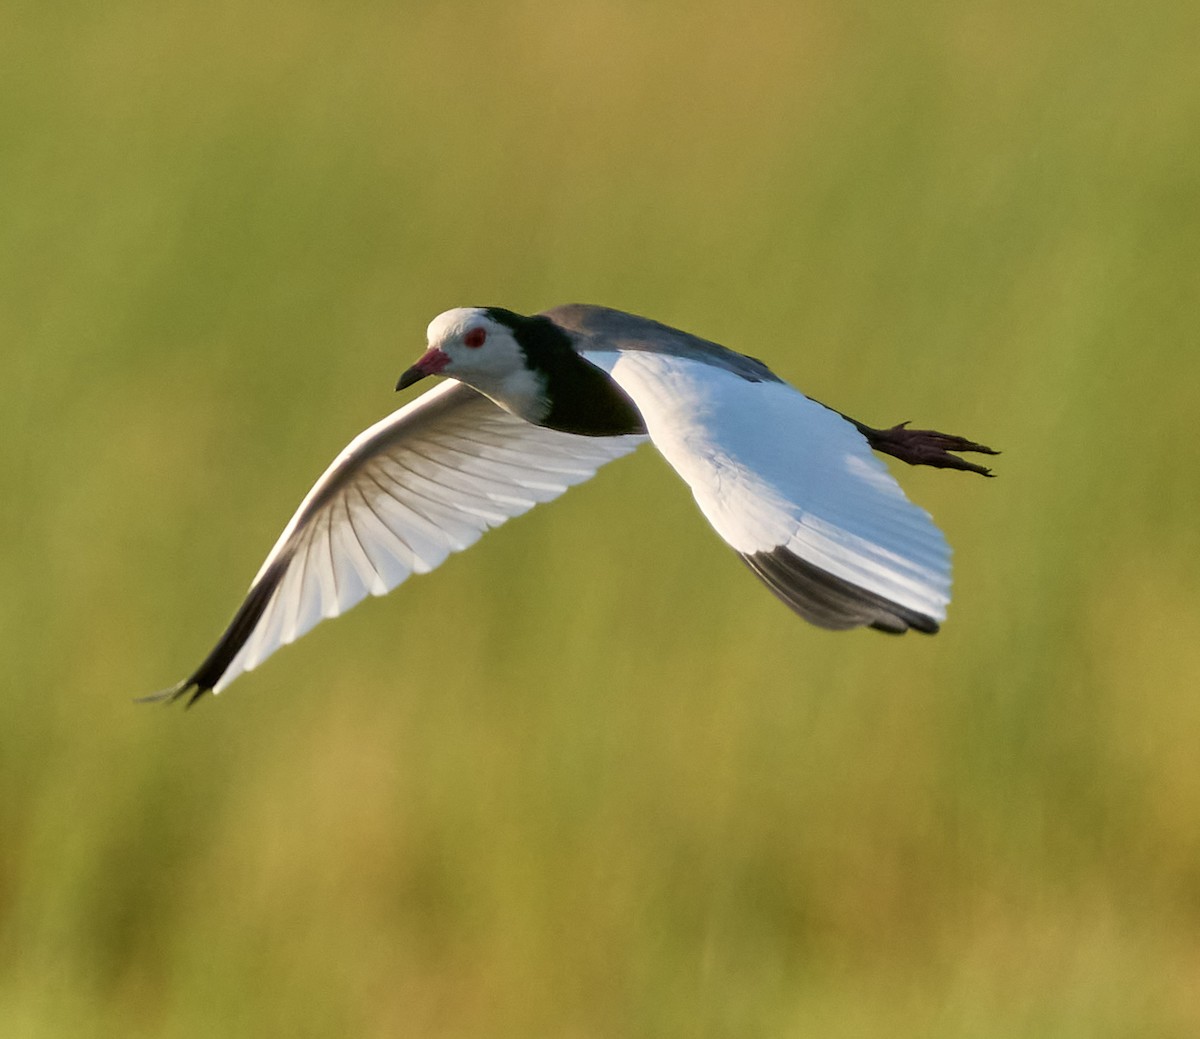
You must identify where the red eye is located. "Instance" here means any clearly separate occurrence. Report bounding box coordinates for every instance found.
[463,327,487,348]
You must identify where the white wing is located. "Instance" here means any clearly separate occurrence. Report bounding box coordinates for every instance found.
[163,381,645,701]
[585,349,952,632]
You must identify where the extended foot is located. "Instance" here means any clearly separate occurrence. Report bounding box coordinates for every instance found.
[853,420,999,476]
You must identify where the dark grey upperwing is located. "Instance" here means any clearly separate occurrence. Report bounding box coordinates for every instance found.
[542,304,783,384]
[548,303,998,476]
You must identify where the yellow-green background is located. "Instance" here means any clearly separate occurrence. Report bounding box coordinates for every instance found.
[3,1,1198,1035]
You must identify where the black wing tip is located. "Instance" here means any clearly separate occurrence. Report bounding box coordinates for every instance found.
[741,547,943,635]
[870,613,940,636]
[140,554,291,711]
[135,678,213,708]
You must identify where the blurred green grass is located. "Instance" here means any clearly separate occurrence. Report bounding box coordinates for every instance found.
[2,0,1199,1035]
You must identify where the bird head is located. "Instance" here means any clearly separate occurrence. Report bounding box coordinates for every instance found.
[397,308,528,392]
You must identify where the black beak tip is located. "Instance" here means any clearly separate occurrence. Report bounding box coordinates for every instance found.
[396,367,424,392]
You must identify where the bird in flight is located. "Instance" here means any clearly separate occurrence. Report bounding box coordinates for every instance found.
[147,305,996,706]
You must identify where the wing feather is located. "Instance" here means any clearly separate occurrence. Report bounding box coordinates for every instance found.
[584,349,951,631]
[162,381,645,702]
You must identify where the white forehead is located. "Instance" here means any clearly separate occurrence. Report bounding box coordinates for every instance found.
[426,307,494,345]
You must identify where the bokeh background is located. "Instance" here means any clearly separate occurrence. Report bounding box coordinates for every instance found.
[3,1,1199,1035]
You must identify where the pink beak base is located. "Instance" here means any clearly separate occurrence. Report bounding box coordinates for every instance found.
[396,347,450,391]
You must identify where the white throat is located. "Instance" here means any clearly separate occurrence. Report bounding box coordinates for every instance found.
[465,365,549,425]
[425,307,553,425]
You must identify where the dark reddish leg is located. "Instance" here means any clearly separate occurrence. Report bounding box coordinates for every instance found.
[847,418,999,476]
